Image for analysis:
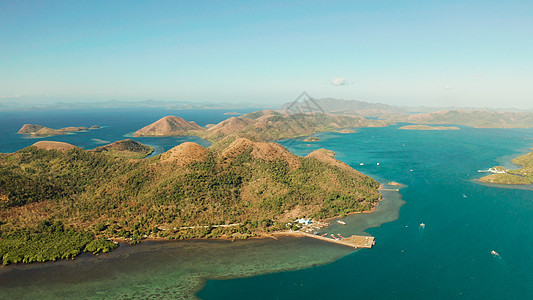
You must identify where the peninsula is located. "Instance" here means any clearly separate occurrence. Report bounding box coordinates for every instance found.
[17,124,99,137]
[0,135,380,264]
[479,148,533,185]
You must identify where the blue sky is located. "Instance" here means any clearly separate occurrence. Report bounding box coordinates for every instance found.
[1,1,532,108]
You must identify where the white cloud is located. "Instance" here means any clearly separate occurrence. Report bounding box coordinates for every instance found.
[331,77,348,86]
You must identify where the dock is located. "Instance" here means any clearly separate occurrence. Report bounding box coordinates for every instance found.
[296,232,375,249]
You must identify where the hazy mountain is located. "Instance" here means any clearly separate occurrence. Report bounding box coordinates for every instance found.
[280,97,408,117]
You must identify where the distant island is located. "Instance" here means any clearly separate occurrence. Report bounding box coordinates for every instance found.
[334,129,356,133]
[392,110,533,128]
[18,124,99,137]
[479,149,533,185]
[133,110,390,142]
[0,130,380,264]
[132,116,204,137]
[303,137,320,142]
[398,125,460,130]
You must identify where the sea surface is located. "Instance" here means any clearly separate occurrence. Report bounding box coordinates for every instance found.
[1,109,533,299]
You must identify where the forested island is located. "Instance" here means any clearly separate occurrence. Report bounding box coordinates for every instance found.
[479,148,533,185]
[0,131,380,265]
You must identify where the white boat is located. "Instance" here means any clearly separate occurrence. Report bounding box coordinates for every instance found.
[419,223,425,229]
[337,220,346,225]
[491,250,499,256]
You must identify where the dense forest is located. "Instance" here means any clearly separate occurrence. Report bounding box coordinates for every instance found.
[0,138,380,264]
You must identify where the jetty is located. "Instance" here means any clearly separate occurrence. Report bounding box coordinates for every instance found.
[295,232,375,249]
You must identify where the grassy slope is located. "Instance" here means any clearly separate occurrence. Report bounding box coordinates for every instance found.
[200,112,389,142]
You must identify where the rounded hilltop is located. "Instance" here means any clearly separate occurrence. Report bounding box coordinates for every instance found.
[221,137,300,168]
[133,116,204,137]
[92,139,154,159]
[159,142,208,165]
[31,141,78,152]
[18,124,45,134]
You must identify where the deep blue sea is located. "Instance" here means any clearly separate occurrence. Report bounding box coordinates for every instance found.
[1,109,533,299]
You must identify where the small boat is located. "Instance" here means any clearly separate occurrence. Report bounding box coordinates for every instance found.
[491,250,499,256]
[321,233,327,237]
[377,163,380,166]
[338,234,344,239]
[360,163,364,166]
[330,234,338,240]
[419,223,425,229]
[337,220,346,225]
[463,194,468,198]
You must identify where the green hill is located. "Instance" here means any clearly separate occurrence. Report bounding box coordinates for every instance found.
[0,138,380,264]
[91,139,154,158]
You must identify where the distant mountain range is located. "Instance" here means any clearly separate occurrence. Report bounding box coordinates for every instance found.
[280,97,408,117]
[279,97,533,128]
[0,99,268,111]
[280,97,533,117]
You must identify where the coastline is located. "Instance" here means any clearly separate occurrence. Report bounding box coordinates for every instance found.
[1,172,405,300]
[2,182,400,268]
[101,182,404,251]
[114,183,396,246]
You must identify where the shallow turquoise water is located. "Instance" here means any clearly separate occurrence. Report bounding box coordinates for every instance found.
[199,126,533,299]
[2,110,533,299]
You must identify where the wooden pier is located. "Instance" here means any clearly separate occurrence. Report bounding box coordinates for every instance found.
[295,232,375,249]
